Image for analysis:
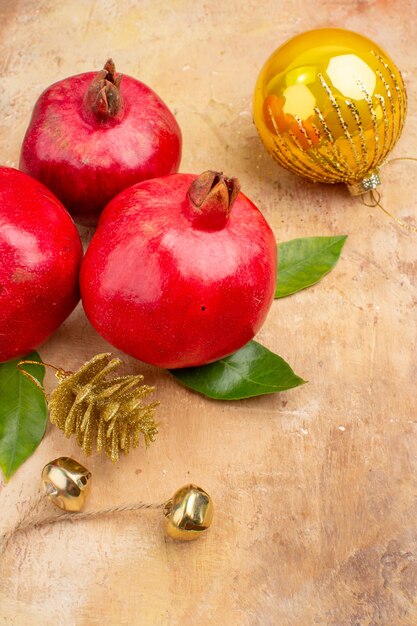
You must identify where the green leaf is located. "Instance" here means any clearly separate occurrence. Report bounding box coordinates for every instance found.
[170,340,306,400]
[0,352,47,480]
[276,235,347,298]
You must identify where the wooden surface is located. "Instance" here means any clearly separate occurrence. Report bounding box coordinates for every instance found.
[1,1,417,624]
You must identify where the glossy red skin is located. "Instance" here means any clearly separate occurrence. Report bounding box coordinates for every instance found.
[19,71,182,225]
[0,167,83,362]
[80,174,277,369]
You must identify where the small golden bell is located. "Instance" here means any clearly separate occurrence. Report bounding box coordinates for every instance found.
[41,457,92,512]
[164,484,213,540]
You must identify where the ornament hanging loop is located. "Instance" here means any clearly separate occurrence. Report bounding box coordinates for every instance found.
[361,188,417,234]
[17,359,72,392]
[358,157,417,234]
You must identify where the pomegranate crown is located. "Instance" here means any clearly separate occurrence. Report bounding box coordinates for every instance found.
[187,171,241,230]
[84,59,123,120]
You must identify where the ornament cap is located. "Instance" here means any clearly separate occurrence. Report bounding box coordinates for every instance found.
[41,457,92,512]
[347,169,382,196]
[164,484,214,540]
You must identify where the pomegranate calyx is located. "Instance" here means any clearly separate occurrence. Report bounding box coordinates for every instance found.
[187,171,241,229]
[84,58,123,121]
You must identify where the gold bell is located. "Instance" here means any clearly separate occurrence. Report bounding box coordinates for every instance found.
[164,484,213,540]
[41,457,92,512]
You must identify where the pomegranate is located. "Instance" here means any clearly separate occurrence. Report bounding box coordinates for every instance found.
[0,167,82,362]
[20,59,182,225]
[80,171,277,369]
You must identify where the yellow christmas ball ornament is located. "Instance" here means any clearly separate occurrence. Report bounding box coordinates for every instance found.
[253,28,407,195]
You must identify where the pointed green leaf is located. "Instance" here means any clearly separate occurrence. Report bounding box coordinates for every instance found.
[276,235,347,298]
[170,340,306,400]
[0,352,47,480]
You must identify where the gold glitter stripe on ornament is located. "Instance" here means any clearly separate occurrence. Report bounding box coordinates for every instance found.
[287,126,342,183]
[356,77,380,169]
[286,128,328,181]
[371,50,407,154]
[345,99,369,176]
[318,73,361,170]
[310,122,321,143]
[287,127,326,175]
[263,102,321,180]
[270,130,320,182]
[269,134,304,175]
[376,69,396,150]
[371,50,407,121]
[313,106,351,180]
[374,94,389,160]
[270,141,308,179]
[293,115,346,179]
[293,116,314,149]
[315,149,345,178]
[310,120,351,179]
[272,135,318,181]
[319,149,347,179]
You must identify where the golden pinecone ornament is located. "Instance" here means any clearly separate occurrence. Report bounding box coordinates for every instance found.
[48,353,159,462]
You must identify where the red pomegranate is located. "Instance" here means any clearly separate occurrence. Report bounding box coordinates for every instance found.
[20,59,182,225]
[80,171,277,369]
[0,167,82,362]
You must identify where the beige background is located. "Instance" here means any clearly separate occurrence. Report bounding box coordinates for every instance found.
[1,1,417,624]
